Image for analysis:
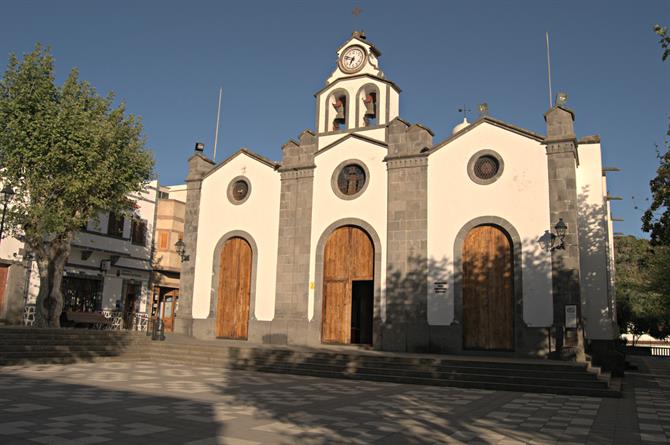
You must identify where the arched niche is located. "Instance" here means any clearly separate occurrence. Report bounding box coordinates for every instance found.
[326,88,350,132]
[356,84,381,128]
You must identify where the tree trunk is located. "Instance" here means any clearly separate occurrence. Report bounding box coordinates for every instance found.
[33,234,73,328]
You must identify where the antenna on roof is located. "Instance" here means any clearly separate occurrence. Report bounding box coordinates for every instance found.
[213,87,223,162]
[546,32,553,108]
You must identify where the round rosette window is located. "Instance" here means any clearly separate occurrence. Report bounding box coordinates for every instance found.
[331,161,370,200]
[227,177,251,205]
[467,150,504,185]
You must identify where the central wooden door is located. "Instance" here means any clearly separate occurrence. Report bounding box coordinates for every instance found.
[160,290,178,332]
[322,226,374,344]
[462,225,514,350]
[216,237,252,339]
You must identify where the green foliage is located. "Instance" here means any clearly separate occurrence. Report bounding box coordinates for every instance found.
[0,45,154,247]
[655,24,670,61]
[643,25,670,245]
[0,44,154,326]
[615,236,670,341]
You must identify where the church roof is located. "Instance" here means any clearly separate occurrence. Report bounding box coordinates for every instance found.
[336,33,382,57]
[203,148,280,179]
[428,116,545,155]
[315,133,388,157]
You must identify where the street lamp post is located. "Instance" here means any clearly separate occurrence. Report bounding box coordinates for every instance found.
[0,185,15,246]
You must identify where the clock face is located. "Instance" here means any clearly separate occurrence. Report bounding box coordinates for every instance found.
[339,45,366,74]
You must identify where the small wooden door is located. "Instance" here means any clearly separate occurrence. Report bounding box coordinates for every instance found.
[161,291,178,332]
[0,265,8,317]
[216,237,252,339]
[462,225,514,350]
[322,226,374,344]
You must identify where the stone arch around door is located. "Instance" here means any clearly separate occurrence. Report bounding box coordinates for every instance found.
[208,230,259,339]
[312,218,383,346]
[453,216,524,352]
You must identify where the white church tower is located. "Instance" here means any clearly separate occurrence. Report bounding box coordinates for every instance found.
[315,32,400,147]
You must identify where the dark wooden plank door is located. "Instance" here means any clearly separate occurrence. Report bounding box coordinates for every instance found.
[0,265,7,317]
[322,226,373,344]
[462,225,514,350]
[216,237,252,339]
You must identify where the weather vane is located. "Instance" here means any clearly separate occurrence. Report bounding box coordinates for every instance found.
[352,1,363,31]
[458,106,471,119]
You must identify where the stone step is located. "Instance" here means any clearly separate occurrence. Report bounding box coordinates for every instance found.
[140,348,600,381]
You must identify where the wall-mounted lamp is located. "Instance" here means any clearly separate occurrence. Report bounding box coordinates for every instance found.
[175,239,189,262]
[550,218,568,251]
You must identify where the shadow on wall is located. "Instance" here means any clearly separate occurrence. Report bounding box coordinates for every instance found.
[383,197,617,359]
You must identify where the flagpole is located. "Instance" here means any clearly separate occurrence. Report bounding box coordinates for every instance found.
[546,32,553,108]
[213,87,223,162]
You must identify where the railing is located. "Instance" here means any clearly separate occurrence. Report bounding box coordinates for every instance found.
[23,305,148,332]
[23,304,35,326]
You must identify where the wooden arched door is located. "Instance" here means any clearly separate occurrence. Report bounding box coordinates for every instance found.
[322,226,374,344]
[216,237,252,339]
[462,225,514,350]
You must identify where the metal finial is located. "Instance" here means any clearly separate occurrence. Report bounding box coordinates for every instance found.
[458,106,471,119]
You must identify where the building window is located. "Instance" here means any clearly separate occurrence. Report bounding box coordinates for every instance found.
[131,218,147,246]
[227,177,252,205]
[107,212,124,237]
[61,276,103,312]
[331,160,370,200]
[467,150,505,185]
[157,230,170,251]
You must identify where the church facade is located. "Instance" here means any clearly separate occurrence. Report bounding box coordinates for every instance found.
[177,32,619,364]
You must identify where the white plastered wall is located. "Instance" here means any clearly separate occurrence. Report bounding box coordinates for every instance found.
[427,122,553,326]
[192,153,280,321]
[576,143,616,340]
[308,137,388,320]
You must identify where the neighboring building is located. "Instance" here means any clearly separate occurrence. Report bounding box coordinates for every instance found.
[150,184,186,332]
[178,32,619,367]
[1,181,158,329]
[0,226,32,325]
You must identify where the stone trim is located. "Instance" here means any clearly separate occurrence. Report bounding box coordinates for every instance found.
[315,133,387,156]
[207,231,259,327]
[466,149,505,185]
[226,176,252,206]
[385,155,429,166]
[313,73,400,97]
[428,116,545,155]
[203,148,279,180]
[330,159,370,201]
[452,216,525,351]
[312,219,383,346]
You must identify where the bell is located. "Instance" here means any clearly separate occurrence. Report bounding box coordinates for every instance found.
[335,109,345,119]
[363,95,375,115]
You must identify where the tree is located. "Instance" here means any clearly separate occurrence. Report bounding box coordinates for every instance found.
[0,45,154,327]
[615,236,670,343]
[642,25,670,244]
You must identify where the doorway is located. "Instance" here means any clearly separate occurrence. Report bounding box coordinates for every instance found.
[322,226,374,345]
[216,237,252,339]
[462,224,514,350]
[122,282,140,330]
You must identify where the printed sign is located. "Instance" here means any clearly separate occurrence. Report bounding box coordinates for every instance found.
[565,305,577,329]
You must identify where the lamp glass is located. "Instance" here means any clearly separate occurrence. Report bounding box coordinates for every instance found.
[555,218,567,237]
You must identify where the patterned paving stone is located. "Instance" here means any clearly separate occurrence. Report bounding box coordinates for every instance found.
[0,357,667,444]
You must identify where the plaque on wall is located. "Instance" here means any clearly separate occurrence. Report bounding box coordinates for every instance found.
[565,305,577,329]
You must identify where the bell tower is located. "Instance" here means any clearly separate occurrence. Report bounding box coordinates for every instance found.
[315,32,400,135]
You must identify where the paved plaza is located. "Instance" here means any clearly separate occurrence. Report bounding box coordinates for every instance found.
[0,356,668,444]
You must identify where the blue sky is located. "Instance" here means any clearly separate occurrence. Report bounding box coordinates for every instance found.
[1,0,668,237]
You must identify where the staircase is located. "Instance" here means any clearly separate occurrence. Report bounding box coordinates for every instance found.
[0,327,621,397]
